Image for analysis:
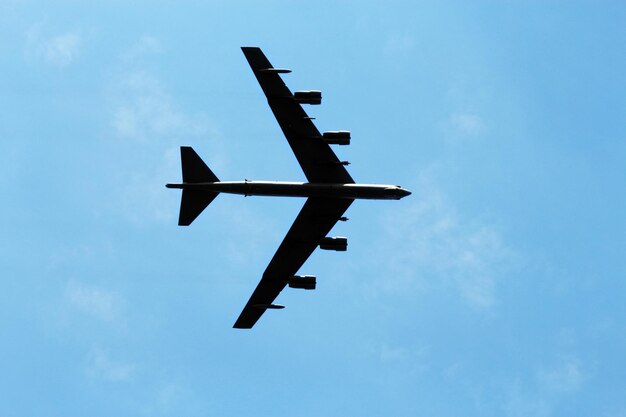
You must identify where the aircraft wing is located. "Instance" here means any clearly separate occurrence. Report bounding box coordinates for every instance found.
[233,197,353,328]
[241,47,354,184]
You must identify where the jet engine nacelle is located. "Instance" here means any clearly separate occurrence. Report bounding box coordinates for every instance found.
[288,275,317,290]
[319,236,348,251]
[294,90,321,105]
[322,131,351,145]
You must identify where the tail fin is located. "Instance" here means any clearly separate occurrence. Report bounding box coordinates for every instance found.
[181,146,219,183]
[178,146,220,226]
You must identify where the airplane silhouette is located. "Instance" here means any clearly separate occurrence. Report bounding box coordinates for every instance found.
[167,47,411,328]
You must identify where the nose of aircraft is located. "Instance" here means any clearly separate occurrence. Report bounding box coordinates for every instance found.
[398,187,411,198]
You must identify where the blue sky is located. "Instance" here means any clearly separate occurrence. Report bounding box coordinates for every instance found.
[1,1,626,416]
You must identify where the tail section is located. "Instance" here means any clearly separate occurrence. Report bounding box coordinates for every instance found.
[177,146,220,226]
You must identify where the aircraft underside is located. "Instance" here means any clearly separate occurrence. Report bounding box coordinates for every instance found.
[167,181,410,200]
[167,48,410,328]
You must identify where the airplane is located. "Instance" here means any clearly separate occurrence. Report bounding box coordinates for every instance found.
[166,47,411,329]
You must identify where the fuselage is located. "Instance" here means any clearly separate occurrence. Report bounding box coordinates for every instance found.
[166,181,411,200]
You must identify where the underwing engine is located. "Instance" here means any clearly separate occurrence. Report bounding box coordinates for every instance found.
[287,275,317,290]
[322,131,351,145]
[319,237,348,251]
[294,90,322,105]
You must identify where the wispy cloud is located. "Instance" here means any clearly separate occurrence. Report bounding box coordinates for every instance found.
[47,244,96,271]
[25,23,82,67]
[138,380,207,415]
[45,32,81,66]
[379,344,410,362]
[449,112,485,136]
[443,80,491,143]
[107,36,213,142]
[110,71,210,141]
[537,355,585,393]
[218,200,283,267]
[86,347,135,382]
[501,354,587,416]
[105,36,225,225]
[384,32,416,55]
[502,383,551,417]
[114,146,180,225]
[121,35,162,62]
[379,169,517,308]
[65,281,122,323]
[377,343,430,373]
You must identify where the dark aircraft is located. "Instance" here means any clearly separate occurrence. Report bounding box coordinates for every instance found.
[167,47,411,328]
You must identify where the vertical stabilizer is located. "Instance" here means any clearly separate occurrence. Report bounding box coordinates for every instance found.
[181,146,219,183]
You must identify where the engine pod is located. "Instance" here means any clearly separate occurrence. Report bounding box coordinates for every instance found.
[319,237,348,251]
[288,275,317,290]
[293,90,321,105]
[322,131,350,145]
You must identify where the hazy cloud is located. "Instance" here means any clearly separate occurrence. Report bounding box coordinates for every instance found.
[537,355,585,393]
[104,36,226,226]
[110,71,210,141]
[45,32,81,66]
[384,32,415,55]
[449,112,484,136]
[47,244,96,271]
[380,170,516,308]
[86,347,134,382]
[380,344,410,362]
[25,23,82,67]
[503,384,550,417]
[115,147,179,225]
[65,281,121,323]
[501,355,586,416]
[138,380,207,415]
[122,35,162,62]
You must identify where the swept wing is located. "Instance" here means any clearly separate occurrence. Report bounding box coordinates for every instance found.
[235,48,354,328]
[233,197,352,328]
[241,47,354,184]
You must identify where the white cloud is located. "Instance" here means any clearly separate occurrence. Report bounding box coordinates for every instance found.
[115,147,179,225]
[86,347,134,382]
[25,23,82,67]
[219,201,283,266]
[122,35,162,62]
[103,36,227,225]
[380,169,516,308]
[45,32,81,67]
[156,382,187,409]
[47,244,96,271]
[380,344,410,362]
[138,380,208,415]
[501,355,587,416]
[110,71,211,141]
[65,281,121,323]
[503,383,550,417]
[379,343,429,371]
[537,355,585,393]
[384,32,415,55]
[450,112,484,136]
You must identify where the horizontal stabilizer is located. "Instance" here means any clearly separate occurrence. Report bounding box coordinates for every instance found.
[178,190,218,226]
